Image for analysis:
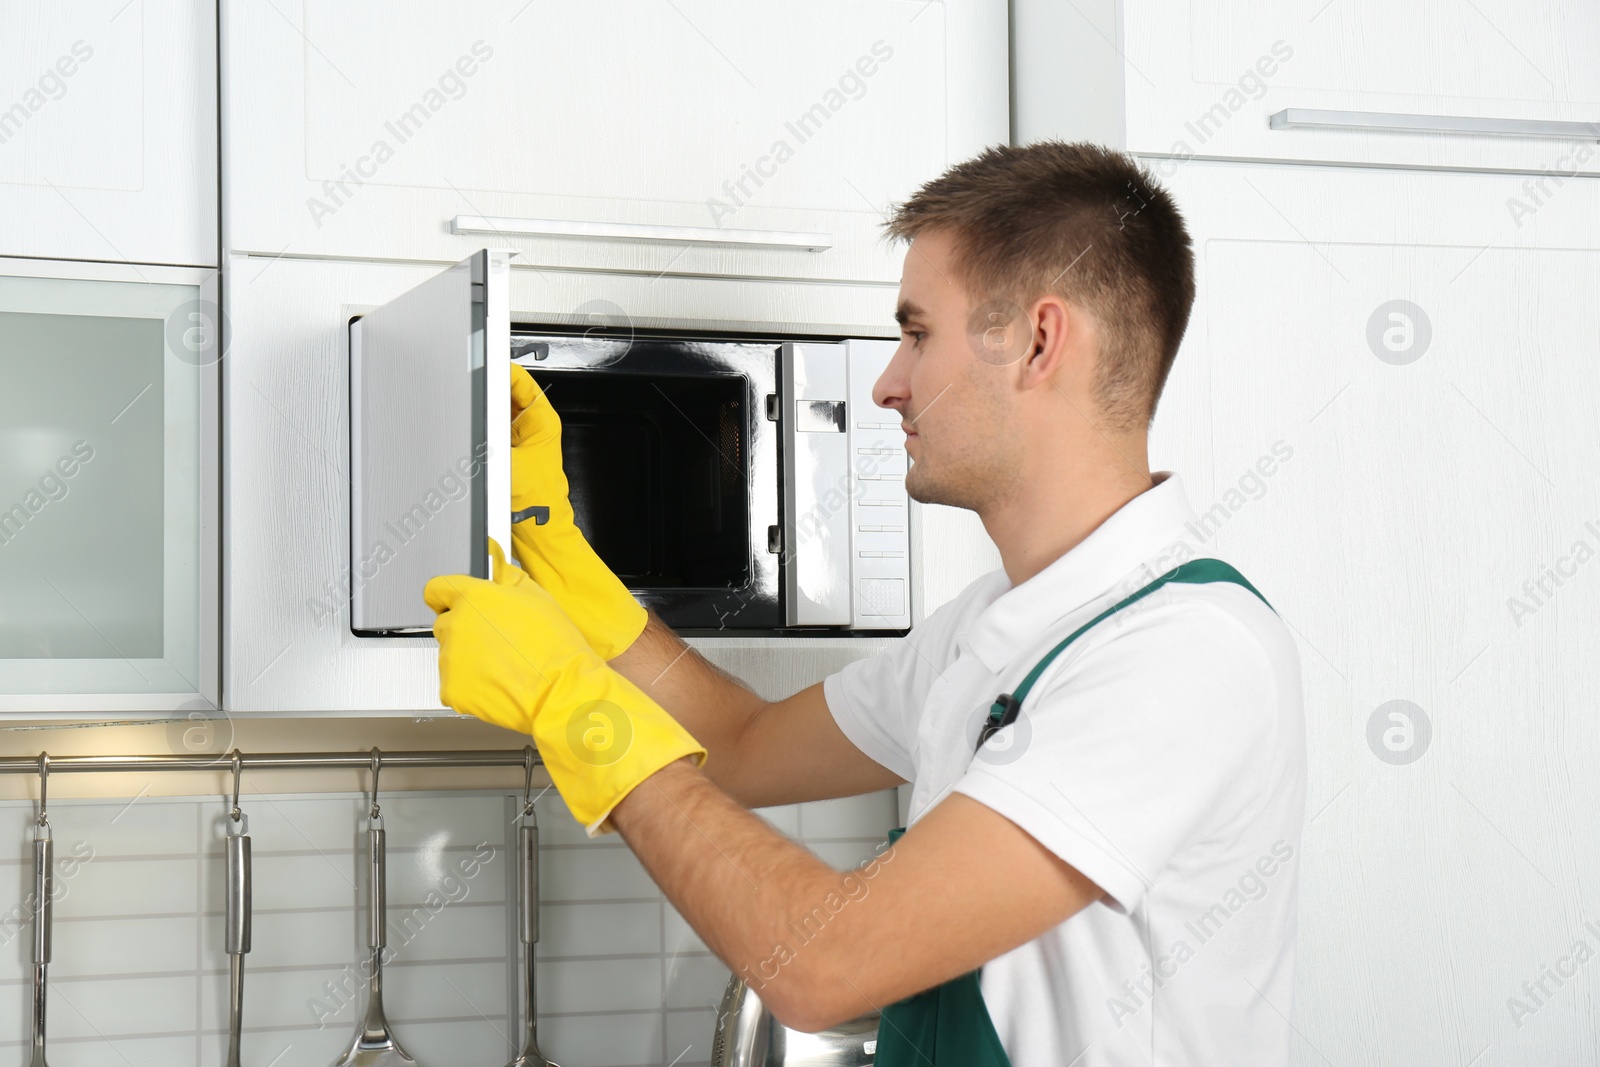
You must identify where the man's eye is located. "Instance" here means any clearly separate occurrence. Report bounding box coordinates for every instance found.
[903,331,926,345]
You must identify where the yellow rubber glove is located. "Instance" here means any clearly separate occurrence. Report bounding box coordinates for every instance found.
[425,541,706,835]
[510,363,648,660]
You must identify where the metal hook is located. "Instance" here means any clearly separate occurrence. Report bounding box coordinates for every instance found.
[37,752,49,827]
[521,745,536,818]
[369,747,382,821]
[229,749,244,822]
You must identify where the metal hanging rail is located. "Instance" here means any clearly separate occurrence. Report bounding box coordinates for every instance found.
[0,749,541,776]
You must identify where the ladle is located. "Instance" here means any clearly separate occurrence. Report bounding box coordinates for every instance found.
[332,749,419,1067]
[505,747,559,1067]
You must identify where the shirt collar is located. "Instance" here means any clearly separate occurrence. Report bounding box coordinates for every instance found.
[961,471,1200,673]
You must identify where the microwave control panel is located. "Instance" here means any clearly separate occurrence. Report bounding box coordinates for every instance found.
[782,339,911,630]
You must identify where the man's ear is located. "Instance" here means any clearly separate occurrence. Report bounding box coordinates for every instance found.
[1019,295,1075,390]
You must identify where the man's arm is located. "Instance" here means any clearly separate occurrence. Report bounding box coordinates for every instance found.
[611,758,1103,1032]
[608,613,904,807]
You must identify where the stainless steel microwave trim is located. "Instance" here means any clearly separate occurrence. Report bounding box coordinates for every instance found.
[1268,108,1600,141]
[450,214,834,252]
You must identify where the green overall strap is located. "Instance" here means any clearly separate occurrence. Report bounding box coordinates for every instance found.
[976,558,1274,752]
[877,825,1011,1067]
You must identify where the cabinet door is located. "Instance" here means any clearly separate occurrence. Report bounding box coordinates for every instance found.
[0,259,217,713]
[0,0,217,266]
[221,0,1006,282]
[1149,161,1600,1059]
[1119,0,1600,173]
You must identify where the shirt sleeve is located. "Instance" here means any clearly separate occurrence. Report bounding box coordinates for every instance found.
[822,634,928,782]
[951,594,1283,913]
[822,572,1000,781]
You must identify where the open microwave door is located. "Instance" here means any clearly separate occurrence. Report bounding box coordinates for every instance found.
[349,250,512,636]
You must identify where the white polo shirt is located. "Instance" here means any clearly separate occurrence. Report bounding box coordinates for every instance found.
[823,472,1306,1067]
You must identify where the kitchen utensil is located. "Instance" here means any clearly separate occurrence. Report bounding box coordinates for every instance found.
[710,974,879,1067]
[505,747,559,1067]
[225,750,253,1067]
[333,750,419,1067]
[30,753,52,1067]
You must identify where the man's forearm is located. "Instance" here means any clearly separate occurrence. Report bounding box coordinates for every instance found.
[608,612,764,762]
[611,759,894,1031]
[608,613,898,809]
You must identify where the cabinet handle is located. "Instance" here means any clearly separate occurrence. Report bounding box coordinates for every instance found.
[450,214,832,252]
[1269,108,1600,141]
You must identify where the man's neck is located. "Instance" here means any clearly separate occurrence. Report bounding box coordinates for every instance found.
[980,440,1155,588]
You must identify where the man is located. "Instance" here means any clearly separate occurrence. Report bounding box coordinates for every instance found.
[425,141,1306,1065]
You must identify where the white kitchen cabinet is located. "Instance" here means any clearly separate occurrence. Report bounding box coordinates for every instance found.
[0,257,219,713]
[1017,0,1600,177]
[220,0,1006,282]
[1149,161,1600,1062]
[223,253,997,713]
[0,0,217,267]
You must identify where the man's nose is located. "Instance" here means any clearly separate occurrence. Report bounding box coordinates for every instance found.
[872,340,914,412]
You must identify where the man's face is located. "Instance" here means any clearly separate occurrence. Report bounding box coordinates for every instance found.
[872,229,1025,512]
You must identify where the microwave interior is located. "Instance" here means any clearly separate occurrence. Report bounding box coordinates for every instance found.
[536,371,750,588]
[517,329,784,633]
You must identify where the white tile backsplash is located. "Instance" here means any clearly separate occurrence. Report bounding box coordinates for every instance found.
[51,915,196,977]
[537,957,665,1014]
[664,904,710,957]
[52,855,202,917]
[663,952,734,1012]
[0,786,895,1067]
[384,958,510,1022]
[539,846,661,903]
[241,852,358,913]
[234,796,367,853]
[47,797,199,857]
[57,1033,197,1067]
[542,1011,666,1067]
[666,1007,721,1067]
[42,974,200,1038]
[196,906,356,968]
[389,900,511,963]
[540,901,662,958]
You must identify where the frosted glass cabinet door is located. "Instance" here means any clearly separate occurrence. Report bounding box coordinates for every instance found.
[0,264,215,711]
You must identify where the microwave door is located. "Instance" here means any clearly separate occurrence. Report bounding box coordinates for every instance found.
[349,250,512,636]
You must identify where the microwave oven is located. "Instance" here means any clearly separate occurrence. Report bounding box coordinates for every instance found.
[349,250,911,638]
